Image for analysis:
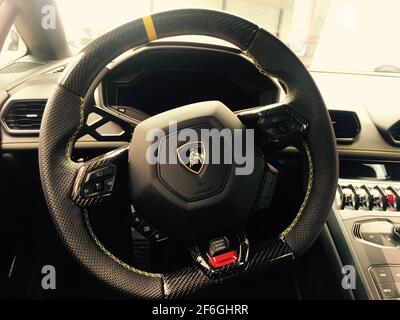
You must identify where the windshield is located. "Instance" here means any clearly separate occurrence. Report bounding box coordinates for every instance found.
[0,26,26,66]
[56,0,400,74]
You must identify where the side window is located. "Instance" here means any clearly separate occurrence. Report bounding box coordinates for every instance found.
[0,26,26,66]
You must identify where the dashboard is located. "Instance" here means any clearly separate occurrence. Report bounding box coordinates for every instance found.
[98,44,279,121]
[1,41,400,161]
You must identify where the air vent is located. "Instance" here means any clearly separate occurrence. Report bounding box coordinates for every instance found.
[0,62,45,74]
[2,100,46,134]
[329,110,361,143]
[353,223,362,239]
[389,122,400,143]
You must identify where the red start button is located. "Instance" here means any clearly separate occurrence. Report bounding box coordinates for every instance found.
[208,250,238,268]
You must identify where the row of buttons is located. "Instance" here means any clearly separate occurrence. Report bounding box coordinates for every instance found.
[254,164,277,210]
[129,206,167,243]
[339,184,400,212]
[370,266,400,299]
[81,165,116,198]
[259,113,301,139]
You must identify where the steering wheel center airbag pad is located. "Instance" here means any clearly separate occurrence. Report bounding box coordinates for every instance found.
[39,9,338,299]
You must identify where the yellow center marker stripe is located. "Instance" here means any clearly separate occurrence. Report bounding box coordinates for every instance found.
[143,15,158,41]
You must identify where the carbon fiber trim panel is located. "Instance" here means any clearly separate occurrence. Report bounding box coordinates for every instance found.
[163,237,292,299]
[189,232,250,280]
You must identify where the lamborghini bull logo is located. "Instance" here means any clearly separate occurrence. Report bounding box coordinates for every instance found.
[146,122,255,176]
[189,148,204,167]
[177,142,206,174]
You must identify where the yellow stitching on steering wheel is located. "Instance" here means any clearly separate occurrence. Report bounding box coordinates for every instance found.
[65,96,85,161]
[84,209,162,278]
[280,142,313,239]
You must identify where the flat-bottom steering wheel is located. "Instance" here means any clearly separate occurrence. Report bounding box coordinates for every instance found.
[39,9,338,299]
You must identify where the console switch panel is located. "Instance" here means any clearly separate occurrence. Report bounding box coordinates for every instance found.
[370,265,400,299]
[338,183,400,212]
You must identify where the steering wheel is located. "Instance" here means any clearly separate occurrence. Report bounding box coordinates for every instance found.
[39,9,338,299]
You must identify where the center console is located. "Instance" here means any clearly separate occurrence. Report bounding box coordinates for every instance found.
[327,161,400,300]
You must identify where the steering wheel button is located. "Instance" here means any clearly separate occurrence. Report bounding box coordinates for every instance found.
[82,184,95,197]
[208,236,230,257]
[130,213,144,228]
[149,230,167,242]
[104,177,115,192]
[259,114,288,127]
[209,250,238,269]
[267,128,280,137]
[140,223,154,236]
[287,121,300,133]
[86,165,116,182]
[277,126,289,134]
